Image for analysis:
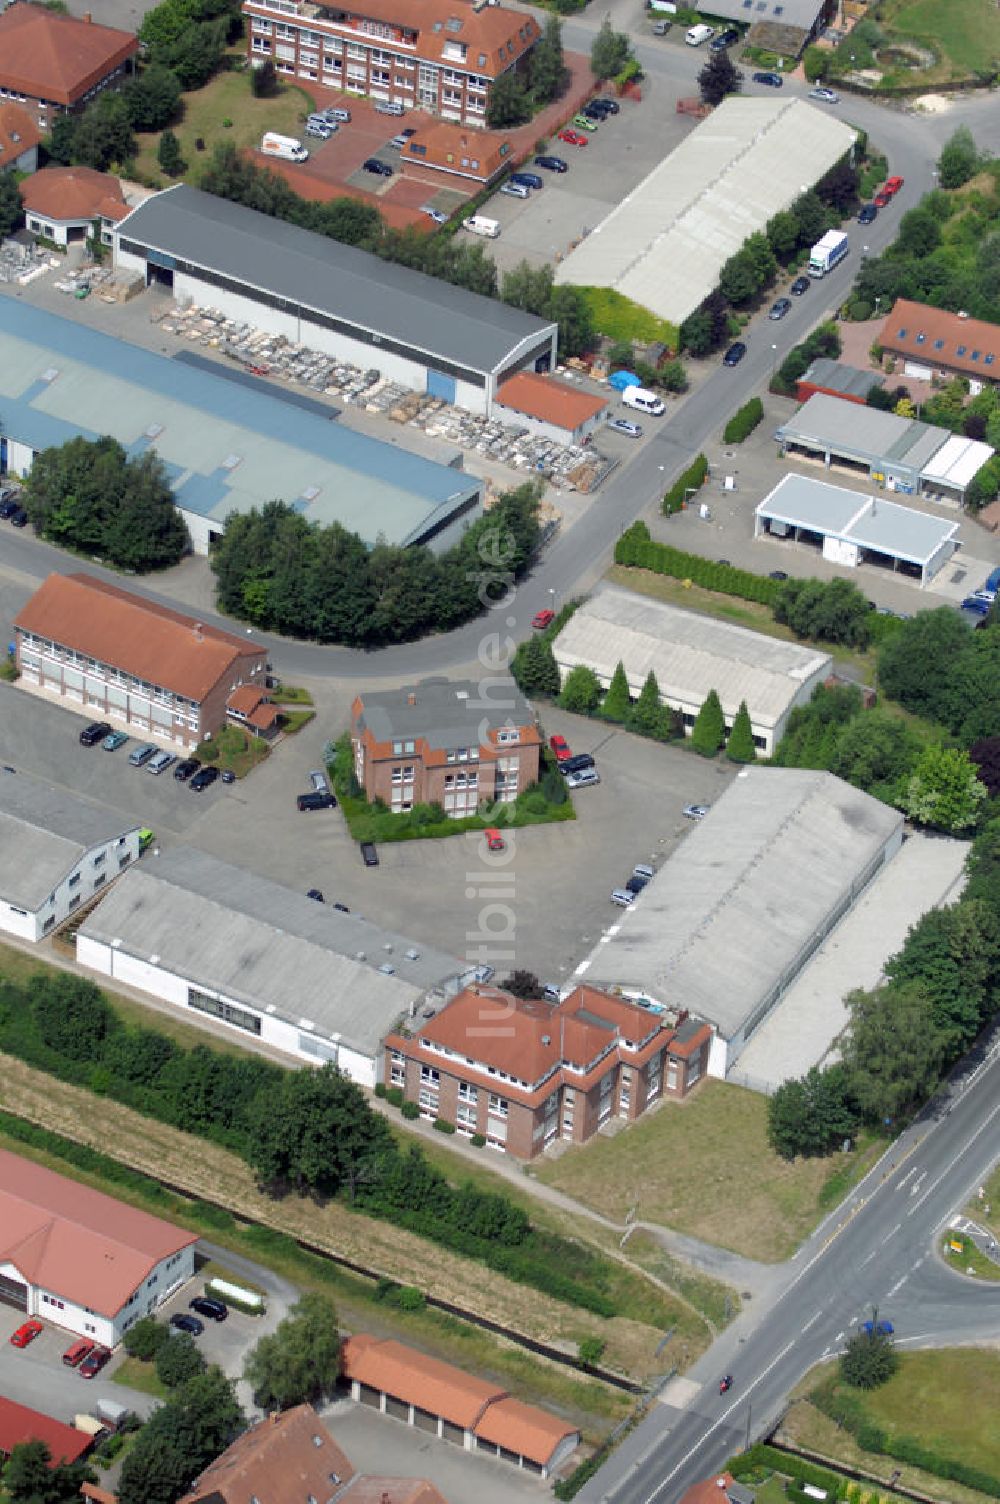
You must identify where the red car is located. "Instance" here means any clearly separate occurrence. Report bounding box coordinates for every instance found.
[79,1345,111,1379]
[884,175,904,195]
[10,1320,43,1348]
[558,129,588,147]
[549,734,572,761]
[531,608,555,630]
[873,187,892,208]
[484,827,506,851]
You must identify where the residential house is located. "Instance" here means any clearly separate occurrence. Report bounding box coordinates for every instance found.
[384,983,711,1157]
[21,166,130,248]
[877,298,1000,394]
[14,572,268,750]
[0,4,138,130]
[0,100,41,173]
[351,677,541,817]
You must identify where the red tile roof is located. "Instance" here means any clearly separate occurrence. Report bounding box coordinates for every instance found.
[497,371,607,431]
[177,1405,355,1504]
[343,1336,505,1429]
[0,4,139,107]
[339,1480,448,1504]
[21,166,129,224]
[678,1473,736,1504]
[15,573,265,705]
[0,1149,196,1319]
[0,100,41,168]
[403,121,513,183]
[0,1396,91,1467]
[878,298,1000,380]
[473,1396,578,1465]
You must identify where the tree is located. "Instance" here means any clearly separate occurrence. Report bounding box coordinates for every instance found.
[123,1316,169,1362]
[965,816,1000,908]
[251,57,278,97]
[246,1062,393,1196]
[243,1293,341,1409]
[840,1325,898,1389]
[718,248,758,306]
[969,736,1000,798]
[118,1367,243,1504]
[803,44,827,82]
[829,710,921,799]
[791,190,827,247]
[559,664,602,715]
[47,115,78,164]
[156,1332,207,1389]
[511,634,560,697]
[630,669,670,738]
[815,157,859,213]
[0,171,22,239]
[691,689,725,756]
[530,15,566,102]
[3,1442,94,1504]
[886,900,1000,1048]
[154,18,229,90]
[123,65,181,131]
[599,660,632,723]
[157,128,185,177]
[937,126,980,190]
[903,744,987,832]
[698,48,742,106]
[485,71,530,128]
[726,700,756,763]
[502,969,542,999]
[878,608,971,724]
[841,981,949,1123]
[766,209,801,261]
[768,1065,857,1160]
[591,18,631,79]
[29,973,116,1061]
[549,284,595,359]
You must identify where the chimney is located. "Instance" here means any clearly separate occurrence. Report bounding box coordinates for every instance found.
[407,691,416,706]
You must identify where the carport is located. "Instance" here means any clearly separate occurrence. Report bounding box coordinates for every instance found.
[920,433,994,505]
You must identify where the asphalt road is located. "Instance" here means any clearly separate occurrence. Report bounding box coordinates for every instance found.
[578,1027,1000,1504]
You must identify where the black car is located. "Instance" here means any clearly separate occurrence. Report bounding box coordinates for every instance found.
[10,508,28,527]
[361,841,379,867]
[626,873,649,895]
[333,901,350,912]
[189,766,219,792]
[190,1296,227,1321]
[0,496,20,519]
[173,757,199,781]
[583,98,616,119]
[170,1313,204,1336]
[297,790,336,811]
[858,203,878,224]
[534,155,568,173]
[790,275,811,295]
[363,157,393,176]
[723,341,747,366]
[221,769,236,784]
[753,70,783,86]
[307,888,325,902]
[79,721,112,747]
[560,752,596,776]
[710,26,740,49]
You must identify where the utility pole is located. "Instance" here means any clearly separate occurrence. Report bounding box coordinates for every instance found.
[744,1399,752,1453]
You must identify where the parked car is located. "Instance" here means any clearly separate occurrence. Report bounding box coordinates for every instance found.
[170,1313,204,1336]
[769,569,789,581]
[79,1345,111,1378]
[63,1338,95,1367]
[173,758,199,781]
[190,1296,228,1321]
[128,743,156,767]
[884,175,904,195]
[297,790,335,810]
[626,874,648,894]
[571,113,598,132]
[511,170,543,190]
[962,591,995,616]
[985,566,1000,593]
[549,733,572,760]
[610,888,635,907]
[10,1320,43,1348]
[79,721,112,747]
[586,96,618,114]
[723,341,747,366]
[309,769,330,793]
[651,18,670,33]
[808,86,840,103]
[389,128,416,147]
[790,275,811,295]
[361,841,379,867]
[363,157,393,176]
[768,297,791,320]
[139,828,155,853]
[531,608,555,629]
[9,508,28,527]
[484,827,505,851]
[558,129,589,147]
[683,804,710,820]
[873,185,893,208]
[0,495,20,519]
[221,769,235,784]
[560,753,595,776]
[608,418,642,437]
[632,864,654,883]
[858,203,878,224]
[307,888,325,902]
[102,730,129,751]
[189,766,220,792]
[500,180,530,198]
[565,767,600,789]
[710,26,740,48]
[534,155,568,172]
[753,70,783,86]
[421,205,448,224]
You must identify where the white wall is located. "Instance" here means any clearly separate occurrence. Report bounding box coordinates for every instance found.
[12,1246,194,1347]
[0,832,141,945]
[822,536,859,568]
[6,440,34,478]
[493,403,603,446]
[0,902,38,943]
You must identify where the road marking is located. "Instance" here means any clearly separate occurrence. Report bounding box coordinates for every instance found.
[859,1250,876,1268]
[908,1095,1000,1217]
[887,1275,907,1296]
[802,1312,821,1333]
[885,1222,901,1241]
[835,1331,844,1343]
[910,1172,927,1196]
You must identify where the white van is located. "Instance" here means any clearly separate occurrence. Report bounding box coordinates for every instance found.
[462,215,500,238]
[685,23,715,44]
[622,385,665,416]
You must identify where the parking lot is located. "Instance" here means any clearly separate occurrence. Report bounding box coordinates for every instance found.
[0,1304,158,1423]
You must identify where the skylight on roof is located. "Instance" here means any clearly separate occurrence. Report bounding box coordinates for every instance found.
[897,328,907,338]
[445,16,463,30]
[933,339,944,349]
[957,345,967,356]
[916,333,925,343]
[972,350,981,361]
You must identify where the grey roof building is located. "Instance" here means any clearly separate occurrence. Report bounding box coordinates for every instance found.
[0,769,141,943]
[114,185,558,417]
[702,0,828,41]
[355,677,536,747]
[798,357,884,403]
[755,473,961,584]
[552,587,831,755]
[76,848,469,1085]
[776,392,994,500]
[579,768,904,1075]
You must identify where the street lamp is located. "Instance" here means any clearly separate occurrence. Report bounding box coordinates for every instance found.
[770,342,778,383]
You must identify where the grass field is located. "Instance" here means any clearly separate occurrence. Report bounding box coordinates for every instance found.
[535,1080,883,1263]
[112,1356,169,1398]
[880,0,1000,78]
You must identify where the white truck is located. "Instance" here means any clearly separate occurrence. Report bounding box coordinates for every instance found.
[260,132,309,163]
[808,229,849,278]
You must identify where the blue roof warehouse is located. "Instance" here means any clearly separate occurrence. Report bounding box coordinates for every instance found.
[0,298,482,555]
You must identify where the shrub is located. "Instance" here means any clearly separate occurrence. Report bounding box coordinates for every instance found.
[400,1100,419,1120]
[578,1336,606,1364]
[385,1085,404,1107]
[470,1133,486,1147]
[373,1082,387,1098]
[394,1286,427,1311]
[722,396,763,444]
[663,454,708,514]
[433,1117,456,1133]
[616,522,781,609]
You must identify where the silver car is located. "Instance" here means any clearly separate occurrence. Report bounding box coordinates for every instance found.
[309,769,330,794]
[565,768,601,789]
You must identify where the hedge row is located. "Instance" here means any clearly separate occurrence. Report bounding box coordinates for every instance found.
[663,454,708,515]
[729,1443,847,1498]
[616,521,782,608]
[809,1378,1000,1498]
[723,397,764,445]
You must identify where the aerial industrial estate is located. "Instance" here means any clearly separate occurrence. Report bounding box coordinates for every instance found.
[1,0,1000,1502]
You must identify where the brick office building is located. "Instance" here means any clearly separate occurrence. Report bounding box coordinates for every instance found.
[14,573,268,751]
[0,4,138,131]
[351,677,541,817]
[384,984,712,1157]
[241,0,539,128]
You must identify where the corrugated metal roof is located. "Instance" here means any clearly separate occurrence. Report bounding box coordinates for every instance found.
[554,98,856,328]
[757,473,960,565]
[117,185,555,377]
[800,357,883,400]
[920,433,994,490]
[0,298,479,549]
[0,769,139,910]
[552,586,830,729]
[776,392,959,474]
[583,768,903,1039]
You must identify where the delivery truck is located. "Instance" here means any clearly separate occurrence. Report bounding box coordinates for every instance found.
[808,230,849,278]
[261,132,309,163]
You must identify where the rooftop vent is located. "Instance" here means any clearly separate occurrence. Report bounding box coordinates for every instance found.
[383,943,393,953]
[301,485,320,502]
[149,954,160,965]
[41,367,59,383]
[404,948,420,960]
[541,1034,551,1045]
[145,422,163,439]
[356,951,367,961]
[378,963,396,975]
[221,453,242,471]
[454,690,469,700]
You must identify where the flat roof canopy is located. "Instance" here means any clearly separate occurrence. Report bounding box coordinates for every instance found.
[757,473,960,567]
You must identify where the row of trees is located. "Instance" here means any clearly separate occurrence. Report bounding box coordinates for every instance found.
[879,606,1000,748]
[773,575,874,649]
[210,481,540,645]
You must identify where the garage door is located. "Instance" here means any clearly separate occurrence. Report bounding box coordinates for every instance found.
[903,361,932,380]
[427,369,456,403]
[0,1273,27,1311]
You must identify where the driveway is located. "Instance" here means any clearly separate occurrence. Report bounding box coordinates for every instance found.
[0,1307,159,1424]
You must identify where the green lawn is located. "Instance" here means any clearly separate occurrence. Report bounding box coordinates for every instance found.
[578,287,680,351]
[880,0,1000,76]
[112,1356,169,1398]
[941,1230,1000,1281]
